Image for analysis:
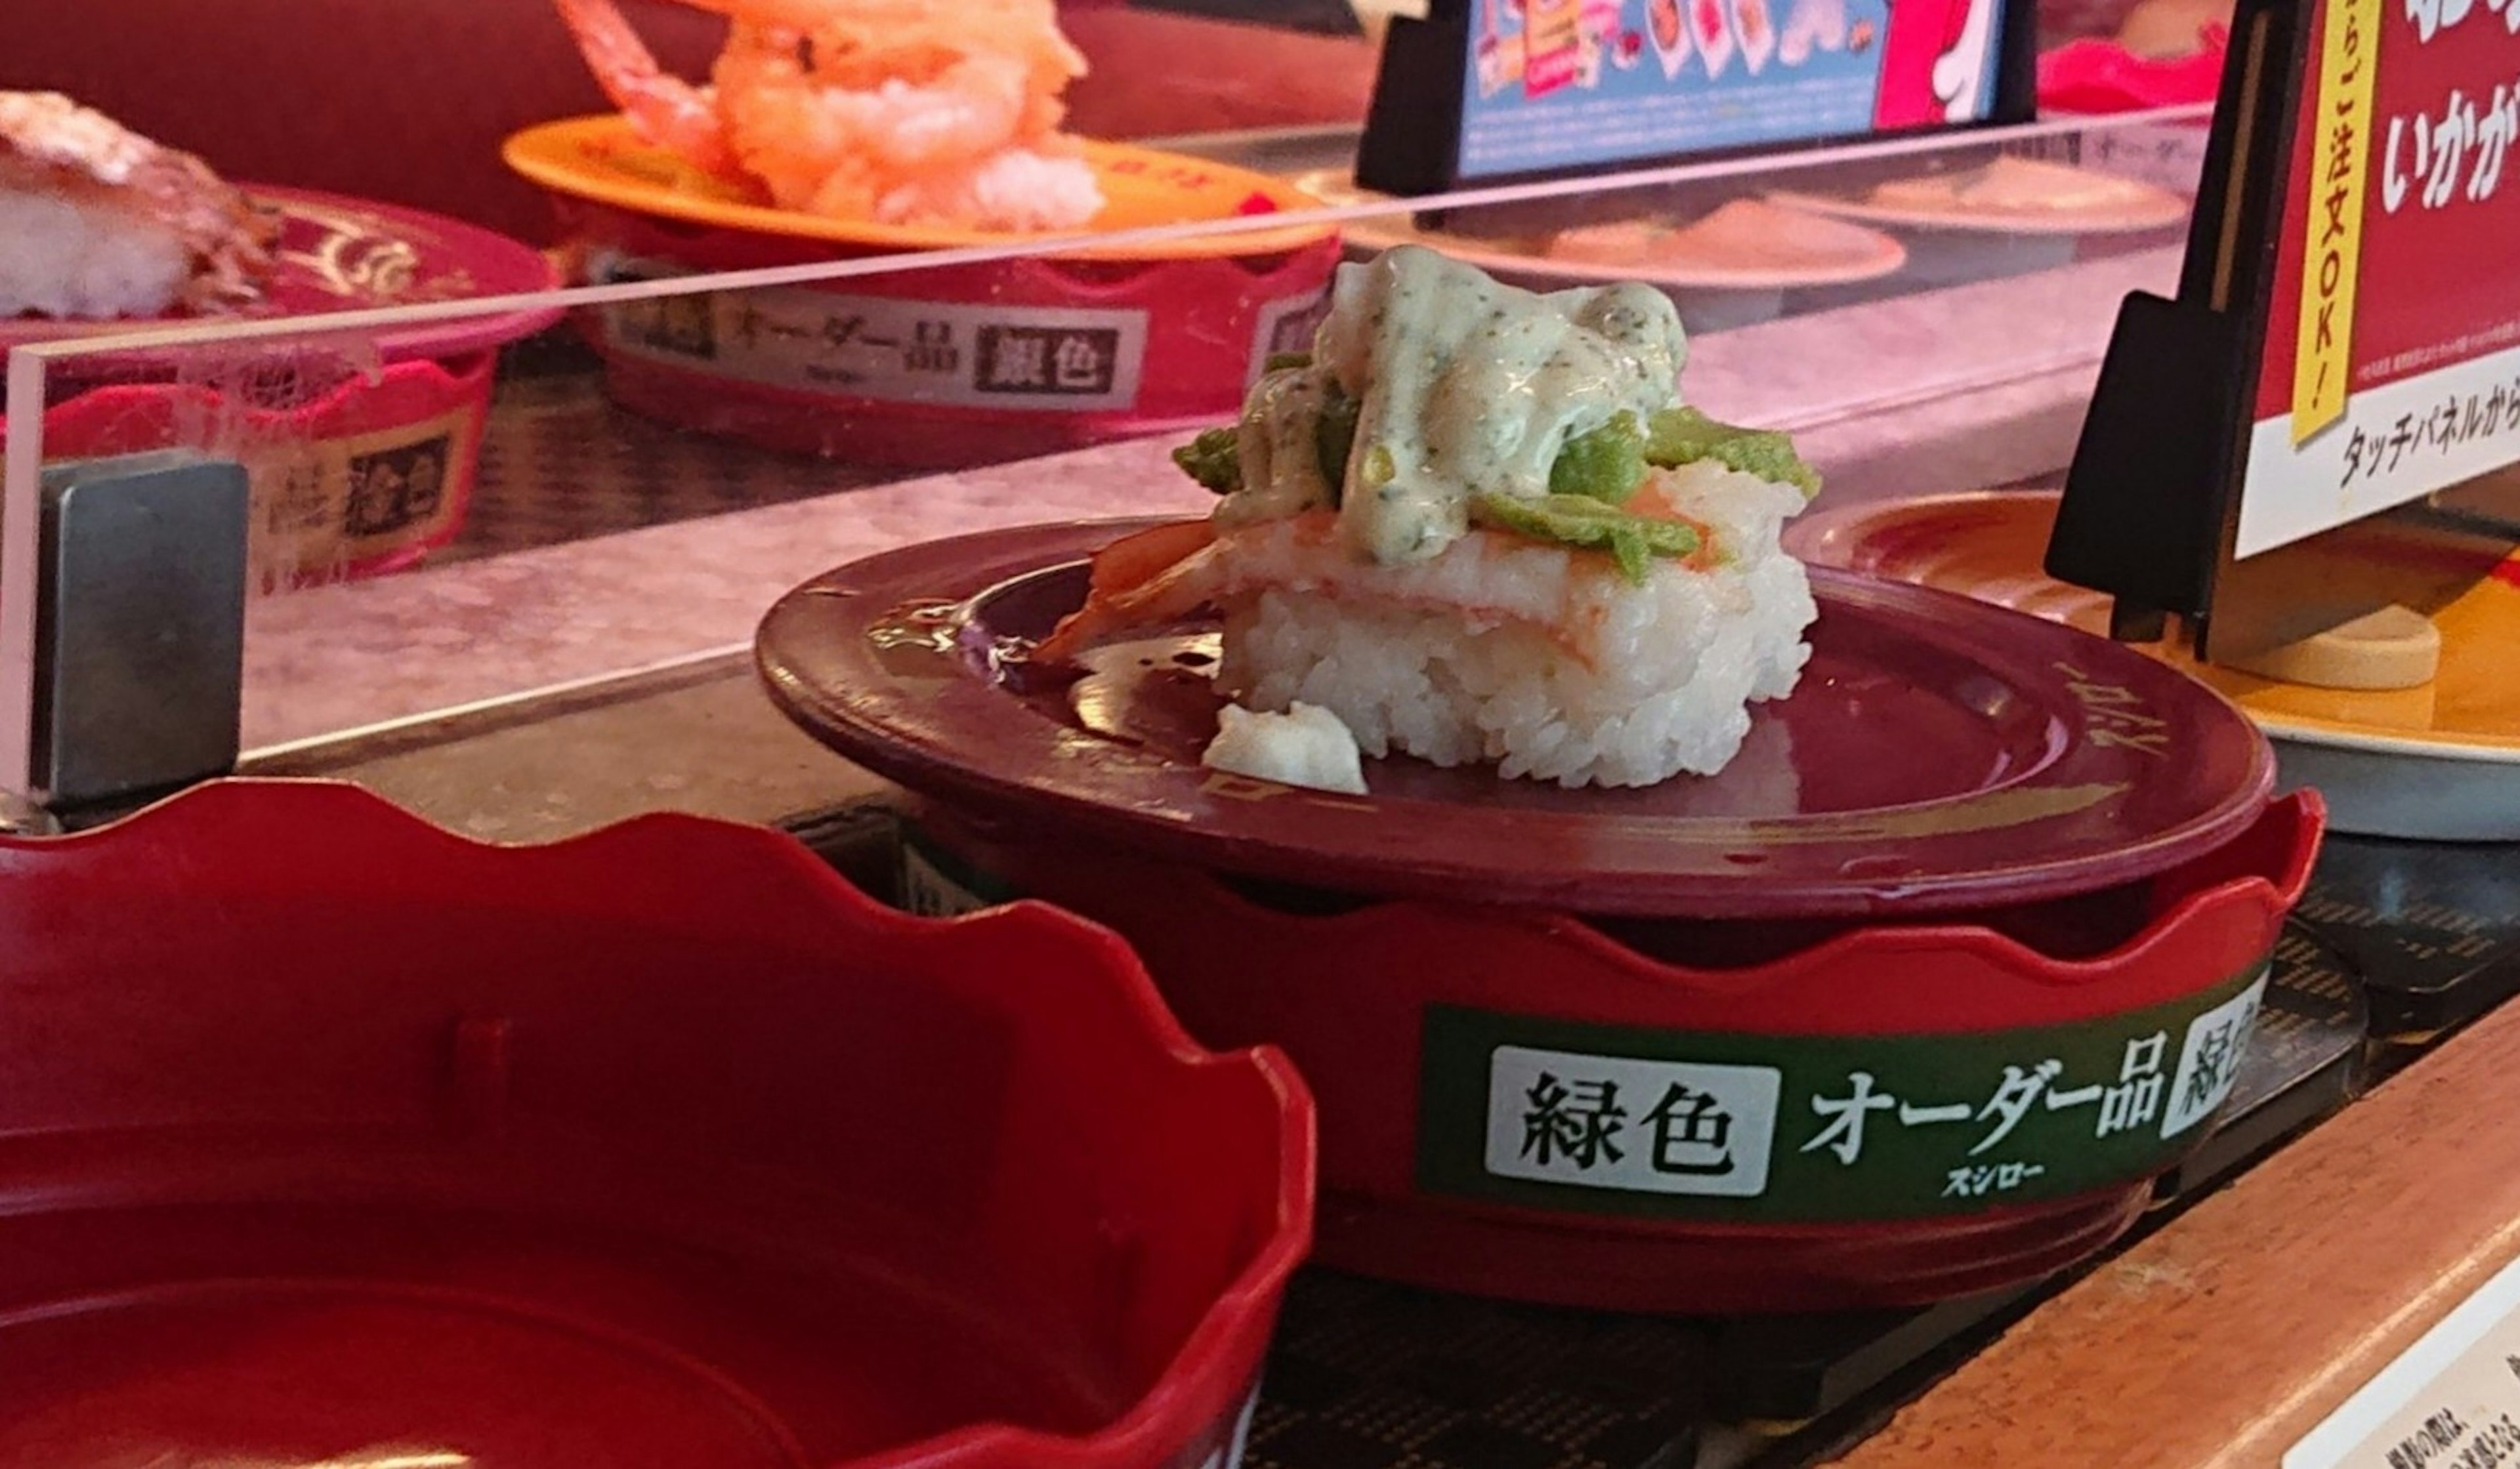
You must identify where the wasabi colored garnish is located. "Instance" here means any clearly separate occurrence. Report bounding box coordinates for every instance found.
[1470,490,1702,585]
[1199,246,1690,565]
[1172,428,1242,495]
[1548,410,1649,504]
[1182,398,1763,502]
[1178,385,1363,505]
[1180,373,1818,545]
[1643,405,1822,499]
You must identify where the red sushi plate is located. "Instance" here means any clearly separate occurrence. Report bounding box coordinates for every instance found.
[757,518,2277,920]
[1,186,560,369]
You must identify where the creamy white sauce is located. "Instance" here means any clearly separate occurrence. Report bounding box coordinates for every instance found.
[1226,245,1687,566]
[1200,701,1369,795]
[1219,368,1335,528]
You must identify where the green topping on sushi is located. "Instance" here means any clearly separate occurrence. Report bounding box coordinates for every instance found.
[1547,411,1648,504]
[1642,406,1822,499]
[1172,428,1242,494]
[1173,373,1358,509]
[1470,491,1701,585]
[1180,401,1817,509]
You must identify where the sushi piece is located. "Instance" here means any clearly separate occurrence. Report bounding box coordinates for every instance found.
[1036,245,1823,791]
[0,91,278,320]
[551,0,1104,233]
[1647,0,1695,77]
[1734,0,1779,73]
[1872,156,2168,213]
[1547,199,1899,276]
[1692,0,1739,79]
[1778,0,1850,66]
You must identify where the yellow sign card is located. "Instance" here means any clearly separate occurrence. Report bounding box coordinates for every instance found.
[2290,0,2382,444]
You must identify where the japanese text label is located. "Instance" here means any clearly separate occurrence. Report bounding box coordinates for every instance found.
[1418,965,2268,1223]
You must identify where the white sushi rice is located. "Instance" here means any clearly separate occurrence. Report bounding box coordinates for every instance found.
[963,149,1104,232]
[875,147,1104,233]
[0,190,188,319]
[1215,462,1816,789]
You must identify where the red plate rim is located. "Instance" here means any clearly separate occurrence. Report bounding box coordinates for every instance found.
[757,518,2277,919]
[2,185,561,369]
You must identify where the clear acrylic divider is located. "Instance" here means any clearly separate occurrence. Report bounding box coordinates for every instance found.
[0,105,2207,778]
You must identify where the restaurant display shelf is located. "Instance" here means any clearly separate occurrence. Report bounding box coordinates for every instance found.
[772,802,2399,1469]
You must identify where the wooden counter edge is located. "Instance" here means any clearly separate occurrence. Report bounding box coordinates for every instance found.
[1828,999,2520,1469]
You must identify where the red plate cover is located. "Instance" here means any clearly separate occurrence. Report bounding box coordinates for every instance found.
[0,779,1311,1469]
[757,519,2278,919]
[542,197,1338,470]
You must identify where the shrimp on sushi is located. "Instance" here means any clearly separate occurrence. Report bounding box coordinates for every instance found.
[1037,505,1723,672]
[550,0,1104,231]
[1034,246,1825,791]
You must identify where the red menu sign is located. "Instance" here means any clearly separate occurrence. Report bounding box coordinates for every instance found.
[2237,0,2520,559]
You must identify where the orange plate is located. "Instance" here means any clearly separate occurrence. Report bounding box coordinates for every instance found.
[501,115,1335,260]
[1786,490,2520,840]
[1787,491,2520,756]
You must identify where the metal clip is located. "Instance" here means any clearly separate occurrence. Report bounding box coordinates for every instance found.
[0,787,60,837]
[30,450,249,811]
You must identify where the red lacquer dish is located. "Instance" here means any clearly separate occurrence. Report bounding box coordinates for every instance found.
[3,188,560,582]
[758,519,2322,1313]
[0,779,1311,1468]
[760,520,2275,919]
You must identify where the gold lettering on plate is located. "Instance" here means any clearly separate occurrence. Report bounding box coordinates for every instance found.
[2054,661,2171,756]
[864,600,963,684]
[1200,773,1293,803]
[276,201,476,302]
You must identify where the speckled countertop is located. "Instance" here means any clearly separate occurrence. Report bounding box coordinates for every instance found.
[240,246,2180,754]
[245,653,892,846]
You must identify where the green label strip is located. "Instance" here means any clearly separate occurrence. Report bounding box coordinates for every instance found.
[1418,966,2267,1224]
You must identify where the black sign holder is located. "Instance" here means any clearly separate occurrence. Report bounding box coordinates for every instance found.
[1354,0,2040,197]
[2048,0,2520,659]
